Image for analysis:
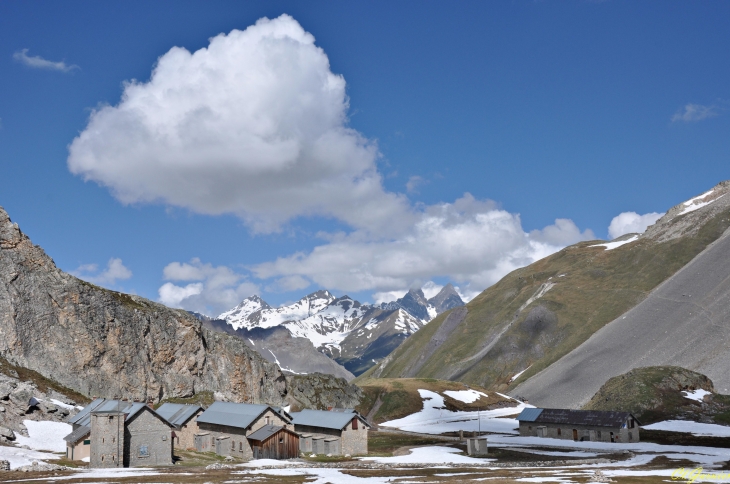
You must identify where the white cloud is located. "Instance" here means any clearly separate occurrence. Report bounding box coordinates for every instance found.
[421,281,444,300]
[270,275,311,292]
[608,211,664,239]
[671,103,719,123]
[406,175,427,194]
[157,258,258,316]
[67,14,412,235]
[72,258,132,285]
[372,289,408,305]
[253,193,595,302]
[13,49,79,72]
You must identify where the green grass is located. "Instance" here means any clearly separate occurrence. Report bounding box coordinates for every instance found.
[367,431,454,456]
[155,391,215,409]
[370,206,730,392]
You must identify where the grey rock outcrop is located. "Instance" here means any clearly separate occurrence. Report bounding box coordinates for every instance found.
[285,373,363,410]
[0,205,287,404]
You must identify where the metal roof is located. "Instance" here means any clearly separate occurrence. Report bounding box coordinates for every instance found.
[197,402,286,430]
[156,403,203,428]
[68,399,150,428]
[519,408,640,428]
[517,408,544,422]
[246,424,291,442]
[63,425,90,444]
[290,409,369,431]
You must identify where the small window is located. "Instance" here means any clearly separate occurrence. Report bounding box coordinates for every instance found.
[239,442,243,451]
[109,416,114,421]
[528,425,532,430]
[231,440,235,450]
[597,431,601,439]
[112,455,115,462]
[139,445,149,457]
[112,437,115,443]
[83,439,90,445]
[102,437,105,443]
[629,419,635,429]
[352,418,358,430]
[211,436,215,445]
[265,416,270,425]
[101,455,104,462]
[557,428,561,436]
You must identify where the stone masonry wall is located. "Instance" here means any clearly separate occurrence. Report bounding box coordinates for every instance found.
[341,419,368,455]
[174,413,202,450]
[519,422,639,443]
[125,408,172,467]
[90,412,124,468]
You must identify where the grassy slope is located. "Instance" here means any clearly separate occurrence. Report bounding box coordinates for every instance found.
[368,206,730,392]
[0,356,91,405]
[355,377,515,424]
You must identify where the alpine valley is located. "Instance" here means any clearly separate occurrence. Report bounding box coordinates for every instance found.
[199,285,465,379]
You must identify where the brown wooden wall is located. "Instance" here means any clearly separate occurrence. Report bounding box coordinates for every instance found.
[251,430,299,460]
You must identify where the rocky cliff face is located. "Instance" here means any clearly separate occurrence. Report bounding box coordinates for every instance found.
[0,206,290,404]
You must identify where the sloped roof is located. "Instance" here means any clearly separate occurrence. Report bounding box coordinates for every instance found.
[63,425,90,444]
[156,403,203,428]
[197,402,289,430]
[246,424,297,442]
[69,399,150,428]
[517,408,543,422]
[291,409,369,431]
[518,408,640,428]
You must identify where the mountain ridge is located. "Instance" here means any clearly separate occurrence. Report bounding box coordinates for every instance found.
[361,181,730,402]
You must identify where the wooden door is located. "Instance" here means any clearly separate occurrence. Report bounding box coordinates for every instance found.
[572,429,578,441]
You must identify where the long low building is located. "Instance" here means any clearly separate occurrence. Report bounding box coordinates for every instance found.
[194,401,299,460]
[517,408,641,443]
[291,409,369,456]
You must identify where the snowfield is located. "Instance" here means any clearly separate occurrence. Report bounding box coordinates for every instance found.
[643,420,730,437]
[379,389,529,435]
[443,389,489,403]
[361,445,494,464]
[590,234,639,251]
[14,419,71,453]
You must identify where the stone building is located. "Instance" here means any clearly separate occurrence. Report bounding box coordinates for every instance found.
[290,409,369,455]
[156,403,203,450]
[194,401,298,460]
[64,399,173,467]
[517,408,641,443]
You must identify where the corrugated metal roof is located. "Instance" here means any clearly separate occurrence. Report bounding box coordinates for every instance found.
[517,408,544,422]
[246,424,284,442]
[197,402,271,430]
[523,408,639,428]
[63,425,90,444]
[156,403,203,428]
[69,399,165,428]
[291,409,368,431]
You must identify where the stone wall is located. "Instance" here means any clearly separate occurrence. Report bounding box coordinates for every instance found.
[174,412,202,450]
[125,408,173,467]
[341,418,368,455]
[90,412,124,468]
[518,422,639,443]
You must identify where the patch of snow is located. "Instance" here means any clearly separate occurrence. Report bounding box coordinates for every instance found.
[510,366,531,383]
[0,445,59,470]
[683,389,712,402]
[590,234,639,251]
[496,392,522,402]
[49,398,76,410]
[14,420,71,452]
[267,349,307,375]
[443,389,489,403]
[643,420,730,437]
[519,283,555,312]
[380,389,529,435]
[81,456,89,462]
[360,446,494,464]
[684,188,715,206]
[679,194,725,216]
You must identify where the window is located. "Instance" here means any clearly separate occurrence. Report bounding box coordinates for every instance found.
[597,431,601,439]
[265,416,270,425]
[557,428,561,436]
[629,419,635,429]
[139,445,149,457]
[231,440,235,450]
[112,437,115,443]
[102,437,105,443]
[352,418,358,430]
[211,436,215,445]
[109,416,114,421]
[528,426,532,430]
[239,442,243,451]
[83,440,90,445]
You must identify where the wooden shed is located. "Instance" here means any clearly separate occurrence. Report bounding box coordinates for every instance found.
[246,425,300,460]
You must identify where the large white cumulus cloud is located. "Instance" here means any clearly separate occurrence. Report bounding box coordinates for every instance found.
[68,14,411,234]
[253,194,595,301]
[608,211,664,239]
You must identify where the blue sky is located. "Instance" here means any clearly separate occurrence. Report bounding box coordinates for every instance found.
[1,1,728,315]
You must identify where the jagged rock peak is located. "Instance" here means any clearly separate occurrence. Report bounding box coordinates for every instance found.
[428,283,465,314]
